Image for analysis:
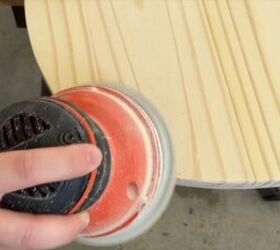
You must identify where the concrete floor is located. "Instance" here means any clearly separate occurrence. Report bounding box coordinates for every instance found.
[1,6,280,250]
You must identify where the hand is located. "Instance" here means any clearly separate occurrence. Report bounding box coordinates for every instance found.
[0,144,102,250]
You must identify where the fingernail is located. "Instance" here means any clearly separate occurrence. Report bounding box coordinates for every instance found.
[78,211,90,226]
[88,146,103,167]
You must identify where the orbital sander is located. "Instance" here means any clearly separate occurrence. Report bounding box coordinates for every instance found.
[0,85,175,246]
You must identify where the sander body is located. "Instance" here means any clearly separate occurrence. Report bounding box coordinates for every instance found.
[0,85,175,246]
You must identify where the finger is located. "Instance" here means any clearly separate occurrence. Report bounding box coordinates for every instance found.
[0,248,25,250]
[0,144,102,195]
[0,209,90,250]
[0,248,23,250]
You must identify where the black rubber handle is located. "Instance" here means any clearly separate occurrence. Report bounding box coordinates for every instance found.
[0,99,92,214]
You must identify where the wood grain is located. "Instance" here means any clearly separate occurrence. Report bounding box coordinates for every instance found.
[25,0,280,189]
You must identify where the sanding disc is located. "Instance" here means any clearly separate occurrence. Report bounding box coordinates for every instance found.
[54,85,175,246]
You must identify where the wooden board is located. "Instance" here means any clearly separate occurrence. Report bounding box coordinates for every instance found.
[25,0,280,189]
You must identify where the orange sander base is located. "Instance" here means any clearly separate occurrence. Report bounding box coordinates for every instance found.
[55,86,175,246]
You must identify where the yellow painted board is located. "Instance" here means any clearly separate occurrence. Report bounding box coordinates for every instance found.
[25,0,280,189]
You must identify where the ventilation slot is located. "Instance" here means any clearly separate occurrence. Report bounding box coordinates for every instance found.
[16,182,60,199]
[0,113,51,150]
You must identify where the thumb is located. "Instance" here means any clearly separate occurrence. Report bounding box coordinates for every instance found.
[0,209,90,250]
